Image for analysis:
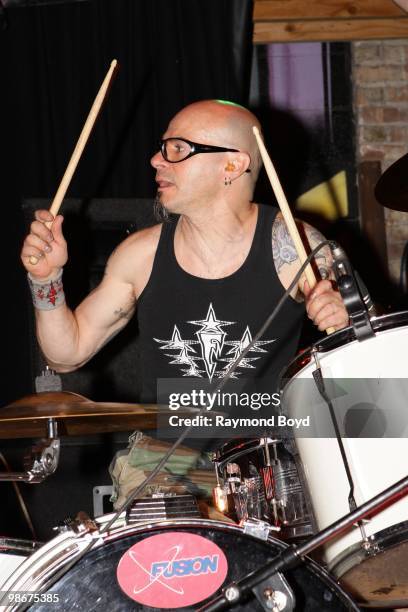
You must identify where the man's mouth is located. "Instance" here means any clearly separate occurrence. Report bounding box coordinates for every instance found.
[156,179,174,189]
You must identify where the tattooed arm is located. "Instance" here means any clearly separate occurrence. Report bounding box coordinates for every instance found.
[272,212,349,331]
[35,225,161,371]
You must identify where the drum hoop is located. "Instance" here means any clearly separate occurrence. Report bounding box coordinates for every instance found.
[329,519,408,579]
[279,310,408,391]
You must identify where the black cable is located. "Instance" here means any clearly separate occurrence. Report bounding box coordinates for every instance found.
[312,368,357,512]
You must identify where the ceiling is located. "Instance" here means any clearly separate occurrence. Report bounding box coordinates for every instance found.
[253,0,408,43]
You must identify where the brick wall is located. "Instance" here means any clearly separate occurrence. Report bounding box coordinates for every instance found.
[354,40,408,283]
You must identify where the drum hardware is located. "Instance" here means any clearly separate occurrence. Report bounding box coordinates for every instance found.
[34,366,62,394]
[251,572,295,612]
[0,418,60,483]
[260,437,279,526]
[242,517,279,541]
[125,491,201,523]
[213,462,228,514]
[200,473,408,611]
[53,511,98,536]
[212,438,313,539]
[330,241,374,340]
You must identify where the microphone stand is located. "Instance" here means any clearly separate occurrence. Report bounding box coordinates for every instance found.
[200,474,408,611]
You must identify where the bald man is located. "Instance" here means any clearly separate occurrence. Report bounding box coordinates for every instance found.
[21,100,348,404]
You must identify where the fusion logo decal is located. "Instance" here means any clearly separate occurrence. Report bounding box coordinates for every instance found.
[117,531,228,608]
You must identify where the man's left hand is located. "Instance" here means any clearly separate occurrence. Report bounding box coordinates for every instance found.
[303,279,349,332]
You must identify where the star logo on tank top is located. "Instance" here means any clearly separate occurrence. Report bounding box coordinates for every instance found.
[154,303,275,382]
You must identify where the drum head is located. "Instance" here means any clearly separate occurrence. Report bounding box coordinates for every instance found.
[24,520,358,611]
[332,521,408,608]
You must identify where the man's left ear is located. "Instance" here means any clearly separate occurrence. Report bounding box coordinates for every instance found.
[225,153,251,178]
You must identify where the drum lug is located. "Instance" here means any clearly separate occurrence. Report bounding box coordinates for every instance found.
[252,571,295,611]
[360,534,379,555]
[224,584,240,603]
[54,511,98,535]
[242,517,280,541]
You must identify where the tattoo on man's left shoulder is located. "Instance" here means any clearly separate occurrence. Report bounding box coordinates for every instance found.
[272,217,298,272]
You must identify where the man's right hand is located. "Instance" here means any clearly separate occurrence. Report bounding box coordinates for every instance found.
[21,210,68,280]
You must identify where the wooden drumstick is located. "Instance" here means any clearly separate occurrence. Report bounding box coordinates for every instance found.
[252,126,335,335]
[29,59,118,265]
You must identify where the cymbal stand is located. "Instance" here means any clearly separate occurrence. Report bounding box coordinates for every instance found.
[0,418,60,483]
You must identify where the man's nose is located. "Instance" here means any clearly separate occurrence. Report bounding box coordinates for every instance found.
[150,150,167,168]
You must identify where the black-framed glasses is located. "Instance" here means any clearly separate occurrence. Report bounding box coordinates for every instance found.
[159,137,251,172]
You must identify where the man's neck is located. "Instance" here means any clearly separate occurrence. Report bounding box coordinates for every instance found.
[174,202,258,279]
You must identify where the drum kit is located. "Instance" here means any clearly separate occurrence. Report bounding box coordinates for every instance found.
[1,319,407,610]
[1,159,408,610]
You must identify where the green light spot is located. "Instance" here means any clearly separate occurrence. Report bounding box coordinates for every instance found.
[215,99,245,109]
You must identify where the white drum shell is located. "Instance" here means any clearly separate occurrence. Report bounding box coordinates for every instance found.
[282,318,408,567]
[0,554,28,592]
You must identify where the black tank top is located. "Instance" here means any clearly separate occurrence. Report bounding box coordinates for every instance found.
[137,204,304,404]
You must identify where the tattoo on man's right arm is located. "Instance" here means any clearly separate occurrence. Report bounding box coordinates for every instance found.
[113,299,136,322]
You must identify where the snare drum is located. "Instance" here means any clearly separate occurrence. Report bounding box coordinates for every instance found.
[281,311,408,607]
[0,517,358,611]
[213,438,313,539]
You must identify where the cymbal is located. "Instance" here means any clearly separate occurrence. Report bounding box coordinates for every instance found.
[0,392,197,439]
[375,152,408,211]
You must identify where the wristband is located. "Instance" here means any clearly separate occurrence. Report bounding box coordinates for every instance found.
[28,268,65,310]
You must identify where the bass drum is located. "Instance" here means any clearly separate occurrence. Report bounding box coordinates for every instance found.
[281,311,408,608]
[0,517,358,611]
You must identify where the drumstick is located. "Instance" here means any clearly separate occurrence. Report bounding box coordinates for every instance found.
[252,126,335,335]
[29,59,118,265]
